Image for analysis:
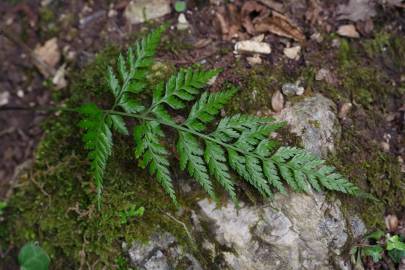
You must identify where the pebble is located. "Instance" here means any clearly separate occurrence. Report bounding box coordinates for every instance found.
[246,54,262,65]
[283,45,301,60]
[338,102,352,119]
[124,0,171,25]
[234,40,271,54]
[281,82,305,96]
[17,89,24,98]
[176,13,190,30]
[0,92,10,106]
[271,90,284,112]
[337,24,360,38]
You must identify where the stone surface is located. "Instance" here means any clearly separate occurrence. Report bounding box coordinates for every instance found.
[124,0,171,25]
[281,82,305,96]
[128,232,202,270]
[198,192,353,270]
[277,94,341,158]
[128,94,366,270]
[283,45,301,60]
[234,40,271,54]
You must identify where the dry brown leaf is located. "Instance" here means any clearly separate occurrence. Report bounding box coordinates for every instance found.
[34,38,60,68]
[337,24,360,38]
[214,4,242,40]
[254,11,305,42]
[241,1,270,34]
[257,0,285,13]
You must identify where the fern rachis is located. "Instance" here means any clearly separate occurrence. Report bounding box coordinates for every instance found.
[78,26,363,206]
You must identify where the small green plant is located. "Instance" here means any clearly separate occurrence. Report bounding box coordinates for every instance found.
[174,1,187,13]
[0,201,6,216]
[119,205,145,224]
[351,230,405,265]
[18,242,50,270]
[78,25,362,206]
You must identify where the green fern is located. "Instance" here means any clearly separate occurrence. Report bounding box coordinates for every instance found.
[78,26,363,206]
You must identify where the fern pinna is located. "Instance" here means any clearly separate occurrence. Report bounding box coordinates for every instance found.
[79,25,361,206]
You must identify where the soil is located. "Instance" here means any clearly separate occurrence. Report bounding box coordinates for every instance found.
[0,0,404,269]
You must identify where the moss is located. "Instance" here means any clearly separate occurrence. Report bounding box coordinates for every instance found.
[326,37,404,229]
[1,46,200,269]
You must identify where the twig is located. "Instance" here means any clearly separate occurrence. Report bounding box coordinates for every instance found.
[161,211,195,246]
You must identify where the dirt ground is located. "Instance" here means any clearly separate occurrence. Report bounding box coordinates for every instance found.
[0,0,404,269]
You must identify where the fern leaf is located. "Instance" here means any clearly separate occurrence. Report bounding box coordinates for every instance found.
[107,114,128,136]
[133,121,177,203]
[78,103,113,203]
[155,69,220,110]
[227,149,272,197]
[185,87,238,131]
[204,141,237,203]
[212,114,281,142]
[177,132,216,200]
[262,161,286,194]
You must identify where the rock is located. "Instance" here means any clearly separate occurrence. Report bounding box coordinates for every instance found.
[128,232,202,270]
[281,82,304,96]
[246,54,262,65]
[316,68,335,84]
[34,38,60,68]
[338,102,353,119]
[278,94,341,158]
[234,40,271,54]
[283,45,301,60]
[176,13,189,31]
[52,64,67,89]
[0,91,10,106]
[198,192,357,270]
[271,90,284,112]
[124,0,171,25]
[337,24,360,38]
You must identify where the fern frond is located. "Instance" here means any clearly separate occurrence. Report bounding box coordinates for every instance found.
[177,132,216,200]
[106,25,167,114]
[78,104,113,203]
[204,141,237,203]
[152,69,220,110]
[185,87,238,131]
[133,121,177,203]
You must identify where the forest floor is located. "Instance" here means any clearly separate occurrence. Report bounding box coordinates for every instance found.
[0,0,404,269]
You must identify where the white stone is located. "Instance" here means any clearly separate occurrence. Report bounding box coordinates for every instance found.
[283,45,301,60]
[234,40,271,54]
[124,0,171,25]
[0,92,10,106]
[176,13,189,30]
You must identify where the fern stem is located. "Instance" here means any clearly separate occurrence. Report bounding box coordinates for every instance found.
[106,110,287,171]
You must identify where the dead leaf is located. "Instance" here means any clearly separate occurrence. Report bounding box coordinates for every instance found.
[254,11,305,42]
[257,0,285,13]
[271,90,284,112]
[215,4,242,40]
[241,1,270,34]
[33,38,60,77]
[337,0,376,22]
[337,24,360,38]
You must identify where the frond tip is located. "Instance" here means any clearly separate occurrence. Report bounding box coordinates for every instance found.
[78,103,113,205]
